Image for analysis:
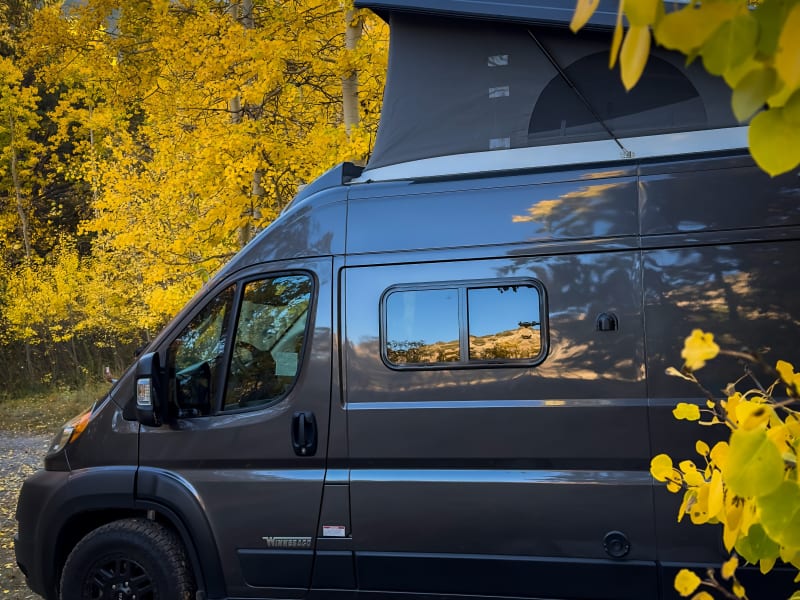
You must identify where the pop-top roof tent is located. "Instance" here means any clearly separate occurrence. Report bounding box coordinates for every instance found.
[353,0,741,180]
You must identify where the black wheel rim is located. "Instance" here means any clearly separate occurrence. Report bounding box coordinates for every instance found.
[83,556,155,600]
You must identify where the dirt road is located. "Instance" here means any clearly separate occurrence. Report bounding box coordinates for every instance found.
[0,432,49,598]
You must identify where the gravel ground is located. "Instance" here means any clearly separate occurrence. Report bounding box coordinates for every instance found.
[0,432,49,599]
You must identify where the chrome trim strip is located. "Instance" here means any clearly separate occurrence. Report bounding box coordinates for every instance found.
[346,399,648,410]
[352,126,748,183]
[350,469,652,485]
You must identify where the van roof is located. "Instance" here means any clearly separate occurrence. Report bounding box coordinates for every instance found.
[353,0,620,28]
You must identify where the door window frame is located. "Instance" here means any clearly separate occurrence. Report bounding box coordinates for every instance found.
[379,277,548,370]
[163,269,317,417]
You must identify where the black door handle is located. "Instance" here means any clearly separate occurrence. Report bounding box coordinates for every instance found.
[292,411,317,456]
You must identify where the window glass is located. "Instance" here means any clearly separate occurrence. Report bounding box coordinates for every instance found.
[468,285,541,360]
[383,281,545,368]
[170,286,234,416]
[385,288,460,364]
[224,275,312,410]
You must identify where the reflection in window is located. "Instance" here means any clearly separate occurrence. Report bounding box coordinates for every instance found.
[224,275,312,410]
[468,286,541,360]
[385,288,460,364]
[383,281,545,367]
[170,286,235,416]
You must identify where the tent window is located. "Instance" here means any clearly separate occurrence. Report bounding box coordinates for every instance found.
[529,52,734,145]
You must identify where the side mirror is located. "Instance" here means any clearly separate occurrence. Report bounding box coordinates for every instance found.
[135,352,166,427]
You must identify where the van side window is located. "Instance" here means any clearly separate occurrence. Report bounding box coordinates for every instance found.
[383,281,545,368]
[385,288,460,364]
[169,286,235,416]
[224,274,313,410]
[468,285,542,361]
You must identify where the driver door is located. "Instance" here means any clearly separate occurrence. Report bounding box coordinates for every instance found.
[138,258,332,598]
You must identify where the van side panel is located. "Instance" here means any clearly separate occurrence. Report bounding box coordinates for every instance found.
[343,169,657,599]
[641,154,800,598]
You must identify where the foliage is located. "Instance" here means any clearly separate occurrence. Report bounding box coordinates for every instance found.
[571,0,800,176]
[651,330,800,599]
[0,0,388,387]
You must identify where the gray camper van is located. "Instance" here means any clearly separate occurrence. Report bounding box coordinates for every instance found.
[15,1,800,599]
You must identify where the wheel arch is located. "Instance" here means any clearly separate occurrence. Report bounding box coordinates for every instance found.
[136,467,226,598]
[36,467,224,600]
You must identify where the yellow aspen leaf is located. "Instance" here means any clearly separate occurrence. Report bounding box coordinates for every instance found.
[775,4,800,89]
[732,580,747,599]
[749,107,800,176]
[651,453,674,481]
[684,468,705,488]
[759,555,776,575]
[784,91,800,126]
[726,428,784,498]
[776,358,800,394]
[624,0,658,27]
[736,401,772,431]
[570,0,600,33]
[732,67,776,122]
[667,480,682,493]
[711,441,729,472]
[620,25,650,90]
[723,393,742,427]
[681,329,719,371]
[696,440,710,457]
[692,593,714,600]
[678,490,695,522]
[674,569,702,597]
[721,555,738,579]
[723,501,743,551]
[690,484,711,524]
[708,470,724,519]
[767,424,791,455]
[609,0,624,68]
[673,402,701,421]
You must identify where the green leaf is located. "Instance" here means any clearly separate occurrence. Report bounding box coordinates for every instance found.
[655,3,737,54]
[753,0,790,56]
[724,428,784,498]
[732,68,776,122]
[749,108,800,176]
[775,4,800,88]
[735,523,781,566]
[701,13,758,77]
[756,481,800,548]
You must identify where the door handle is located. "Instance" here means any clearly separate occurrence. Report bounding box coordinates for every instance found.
[292,411,317,456]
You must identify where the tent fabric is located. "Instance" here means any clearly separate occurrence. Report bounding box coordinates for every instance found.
[365,14,738,171]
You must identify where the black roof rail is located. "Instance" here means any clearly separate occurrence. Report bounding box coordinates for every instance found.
[354,0,620,28]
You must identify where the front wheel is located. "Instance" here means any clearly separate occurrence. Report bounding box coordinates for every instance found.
[60,518,195,600]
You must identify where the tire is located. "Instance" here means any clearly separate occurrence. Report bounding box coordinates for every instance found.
[59,518,195,600]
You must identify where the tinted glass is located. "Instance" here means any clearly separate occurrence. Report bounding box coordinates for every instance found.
[468,285,541,360]
[224,275,313,410]
[170,286,234,415]
[385,288,460,364]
